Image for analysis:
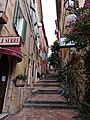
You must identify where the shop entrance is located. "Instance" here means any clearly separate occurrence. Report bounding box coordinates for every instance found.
[0,55,9,113]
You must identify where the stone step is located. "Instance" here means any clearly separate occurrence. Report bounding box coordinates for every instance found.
[24,101,77,109]
[27,94,65,102]
[0,113,10,120]
[35,82,60,85]
[37,90,59,94]
[25,100,67,104]
[34,84,60,87]
[43,76,58,80]
[43,78,57,80]
[39,80,61,83]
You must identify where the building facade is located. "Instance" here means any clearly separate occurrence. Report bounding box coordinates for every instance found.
[0,0,48,115]
[56,0,85,64]
[0,0,33,114]
[40,21,48,76]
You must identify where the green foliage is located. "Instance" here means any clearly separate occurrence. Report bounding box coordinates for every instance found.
[59,52,90,120]
[16,73,27,80]
[65,1,90,118]
[84,49,90,71]
[51,40,60,53]
[48,40,61,70]
[66,0,90,50]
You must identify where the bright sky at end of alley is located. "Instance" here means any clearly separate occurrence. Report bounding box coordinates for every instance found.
[41,0,57,47]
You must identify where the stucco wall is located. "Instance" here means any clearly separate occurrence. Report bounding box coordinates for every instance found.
[0,0,31,114]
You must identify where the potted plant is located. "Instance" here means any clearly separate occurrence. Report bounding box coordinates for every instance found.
[15,73,27,87]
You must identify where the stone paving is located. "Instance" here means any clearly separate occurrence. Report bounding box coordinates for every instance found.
[7,71,78,120]
[35,86,59,90]
[7,108,77,120]
[26,94,66,102]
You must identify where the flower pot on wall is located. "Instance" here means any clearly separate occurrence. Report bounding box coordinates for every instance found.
[14,73,27,87]
[15,79,25,87]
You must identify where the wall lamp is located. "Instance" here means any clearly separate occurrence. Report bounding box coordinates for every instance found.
[34,22,42,27]
[37,22,42,27]
[64,0,74,11]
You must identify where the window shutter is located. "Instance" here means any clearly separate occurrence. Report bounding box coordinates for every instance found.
[22,19,27,43]
[30,5,36,12]
[13,0,20,27]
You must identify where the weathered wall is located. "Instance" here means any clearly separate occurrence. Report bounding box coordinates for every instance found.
[0,0,31,114]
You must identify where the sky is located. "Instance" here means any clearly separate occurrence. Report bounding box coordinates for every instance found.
[41,0,57,47]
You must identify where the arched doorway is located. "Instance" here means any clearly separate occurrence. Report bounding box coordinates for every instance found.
[0,54,9,113]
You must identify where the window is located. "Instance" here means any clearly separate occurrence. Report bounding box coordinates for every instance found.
[32,60,34,77]
[30,0,36,24]
[40,50,42,57]
[13,0,27,43]
[33,0,35,4]
[42,53,46,60]
[16,9,23,36]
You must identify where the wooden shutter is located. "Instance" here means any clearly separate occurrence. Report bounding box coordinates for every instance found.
[13,0,20,27]
[22,19,27,43]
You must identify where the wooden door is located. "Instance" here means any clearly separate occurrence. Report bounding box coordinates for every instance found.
[0,55,9,113]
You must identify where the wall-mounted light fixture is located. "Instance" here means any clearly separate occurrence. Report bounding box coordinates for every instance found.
[64,0,74,11]
[37,22,42,27]
[34,22,42,27]
[30,5,36,12]
[37,33,40,38]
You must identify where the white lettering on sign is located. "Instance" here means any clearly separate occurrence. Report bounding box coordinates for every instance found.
[0,36,21,46]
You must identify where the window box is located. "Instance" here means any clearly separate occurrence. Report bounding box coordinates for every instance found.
[16,79,26,87]
[13,73,27,87]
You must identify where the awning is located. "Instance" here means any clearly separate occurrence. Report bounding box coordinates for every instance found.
[0,46,22,62]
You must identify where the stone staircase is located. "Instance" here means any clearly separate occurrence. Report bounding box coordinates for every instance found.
[24,100,77,109]
[34,83,60,87]
[24,71,77,109]
[37,89,59,94]
[0,113,10,120]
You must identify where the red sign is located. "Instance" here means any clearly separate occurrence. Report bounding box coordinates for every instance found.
[0,36,21,46]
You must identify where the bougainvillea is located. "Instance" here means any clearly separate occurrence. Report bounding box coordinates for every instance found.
[66,0,90,50]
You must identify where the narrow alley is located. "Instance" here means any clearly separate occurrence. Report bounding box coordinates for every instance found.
[7,71,77,120]
[0,0,90,120]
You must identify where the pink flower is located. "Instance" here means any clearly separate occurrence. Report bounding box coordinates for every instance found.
[73,30,78,35]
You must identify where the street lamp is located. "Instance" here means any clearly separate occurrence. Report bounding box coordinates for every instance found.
[37,22,42,27]
[64,0,74,11]
[34,22,42,27]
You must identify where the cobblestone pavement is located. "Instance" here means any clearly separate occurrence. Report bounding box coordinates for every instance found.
[7,71,78,120]
[7,108,77,120]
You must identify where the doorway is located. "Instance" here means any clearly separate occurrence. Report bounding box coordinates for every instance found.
[0,54,9,113]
